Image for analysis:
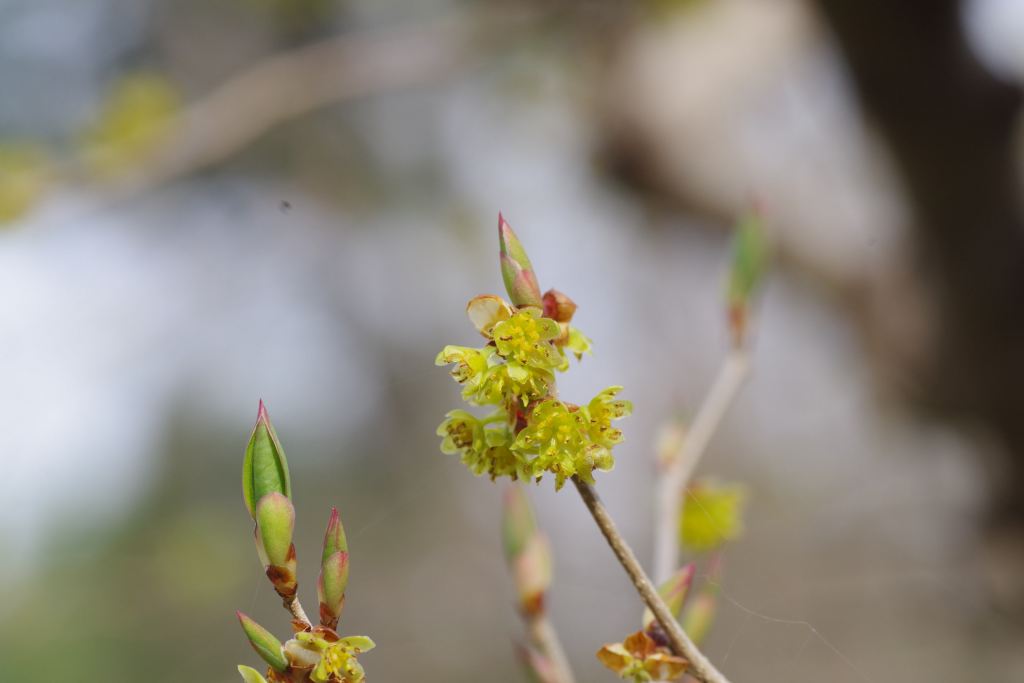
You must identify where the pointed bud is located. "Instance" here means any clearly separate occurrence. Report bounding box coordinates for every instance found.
[541,289,576,323]
[255,492,298,599]
[237,612,289,673]
[502,485,537,562]
[642,563,695,630]
[321,507,349,564]
[243,400,292,519]
[513,533,552,616]
[466,294,514,337]
[498,213,543,308]
[237,665,269,683]
[726,211,768,348]
[318,551,350,629]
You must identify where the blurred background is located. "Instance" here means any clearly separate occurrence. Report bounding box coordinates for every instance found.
[2,0,1023,680]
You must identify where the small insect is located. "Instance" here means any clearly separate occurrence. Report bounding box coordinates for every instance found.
[279,200,292,213]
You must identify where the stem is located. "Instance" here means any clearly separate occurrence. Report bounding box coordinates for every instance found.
[527,614,576,683]
[653,351,750,584]
[284,595,312,628]
[573,478,732,683]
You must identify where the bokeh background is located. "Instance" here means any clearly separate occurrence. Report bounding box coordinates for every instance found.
[2,0,1023,681]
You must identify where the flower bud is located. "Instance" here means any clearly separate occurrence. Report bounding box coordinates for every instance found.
[642,562,695,631]
[321,507,349,562]
[237,612,289,673]
[237,665,268,683]
[255,492,298,599]
[318,551,349,629]
[498,213,543,308]
[243,400,292,520]
[542,289,576,323]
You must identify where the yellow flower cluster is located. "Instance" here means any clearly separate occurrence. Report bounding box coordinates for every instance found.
[436,294,628,488]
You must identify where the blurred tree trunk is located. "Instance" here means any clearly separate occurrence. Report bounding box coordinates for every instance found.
[813,0,1024,529]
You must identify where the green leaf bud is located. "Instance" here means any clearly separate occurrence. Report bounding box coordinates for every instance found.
[237,612,288,673]
[243,400,292,520]
[318,551,350,629]
[255,492,295,568]
[498,213,543,308]
[321,506,349,563]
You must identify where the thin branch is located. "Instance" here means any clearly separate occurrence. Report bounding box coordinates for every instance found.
[284,595,312,629]
[653,350,750,584]
[527,613,576,683]
[573,478,732,683]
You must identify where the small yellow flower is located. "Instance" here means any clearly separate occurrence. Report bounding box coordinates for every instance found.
[584,386,632,448]
[477,361,553,408]
[437,410,486,455]
[311,636,375,683]
[286,632,374,683]
[513,400,614,489]
[436,345,496,402]
[492,309,561,369]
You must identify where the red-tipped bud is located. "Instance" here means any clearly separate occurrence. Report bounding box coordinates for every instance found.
[242,400,292,519]
[498,213,543,308]
[542,289,576,323]
[321,507,348,564]
[237,612,289,673]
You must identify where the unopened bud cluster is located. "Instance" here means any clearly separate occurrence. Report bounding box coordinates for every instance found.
[236,401,374,683]
[436,215,630,489]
